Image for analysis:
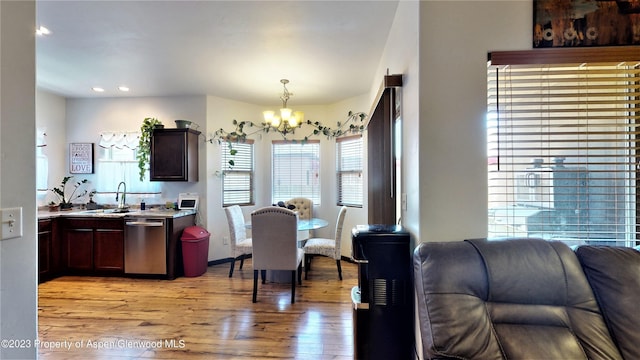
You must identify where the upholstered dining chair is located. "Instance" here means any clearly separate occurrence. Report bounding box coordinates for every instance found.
[251,206,303,304]
[303,206,347,280]
[224,205,252,278]
[286,197,313,220]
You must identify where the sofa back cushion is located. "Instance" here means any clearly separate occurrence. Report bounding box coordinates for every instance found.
[413,238,622,360]
[576,245,640,360]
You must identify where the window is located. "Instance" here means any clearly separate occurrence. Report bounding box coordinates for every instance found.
[487,51,639,247]
[336,135,363,207]
[36,128,49,203]
[96,132,160,204]
[272,140,320,204]
[221,140,254,206]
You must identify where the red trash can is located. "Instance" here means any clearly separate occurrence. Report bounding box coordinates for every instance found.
[181,226,210,277]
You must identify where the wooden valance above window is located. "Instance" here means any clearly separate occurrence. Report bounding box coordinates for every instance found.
[489,46,640,65]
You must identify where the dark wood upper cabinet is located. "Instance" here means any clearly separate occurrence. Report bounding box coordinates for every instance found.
[150,128,200,182]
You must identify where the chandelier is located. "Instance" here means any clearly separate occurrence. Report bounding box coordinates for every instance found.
[262,79,304,135]
[209,78,368,167]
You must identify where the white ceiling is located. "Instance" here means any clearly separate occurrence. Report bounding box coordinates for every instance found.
[36,0,399,106]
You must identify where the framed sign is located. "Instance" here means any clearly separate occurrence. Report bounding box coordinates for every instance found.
[534,0,640,48]
[70,143,94,174]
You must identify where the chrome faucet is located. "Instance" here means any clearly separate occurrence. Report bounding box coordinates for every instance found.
[115,181,127,209]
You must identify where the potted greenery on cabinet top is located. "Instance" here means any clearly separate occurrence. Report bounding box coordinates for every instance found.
[137,117,163,181]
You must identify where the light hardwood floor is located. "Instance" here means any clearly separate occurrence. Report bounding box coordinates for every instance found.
[38,257,358,359]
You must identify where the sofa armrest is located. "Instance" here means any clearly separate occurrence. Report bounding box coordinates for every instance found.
[576,245,640,360]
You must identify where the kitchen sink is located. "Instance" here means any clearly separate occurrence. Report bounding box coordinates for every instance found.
[73,208,129,215]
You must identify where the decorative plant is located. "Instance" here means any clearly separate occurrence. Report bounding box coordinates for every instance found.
[88,189,97,204]
[49,176,89,208]
[137,117,163,181]
[47,201,59,212]
[210,111,367,169]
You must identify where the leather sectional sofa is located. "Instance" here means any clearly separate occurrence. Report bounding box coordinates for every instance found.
[413,238,640,360]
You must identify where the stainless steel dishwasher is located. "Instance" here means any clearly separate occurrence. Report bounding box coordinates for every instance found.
[124,217,167,274]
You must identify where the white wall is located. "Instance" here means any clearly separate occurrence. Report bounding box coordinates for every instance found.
[41,92,370,265]
[370,0,531,245]
[371,2,531,358]
[205,95,263,261]
[64,96,208,214]
[324,95,370,256]
[36,90,67,204]
[418,0,531,243]
[370,0,420,245]
[0,1,540,358]
[205,95,369,261]
[0,1,38,358]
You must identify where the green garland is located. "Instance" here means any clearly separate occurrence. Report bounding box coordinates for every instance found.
[137,117,163,181]
[210,111,367,169]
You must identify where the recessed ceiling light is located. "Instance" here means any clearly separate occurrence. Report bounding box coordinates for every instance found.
[36,26,51,36]
[92,87,105,92]
[118,86,130,92]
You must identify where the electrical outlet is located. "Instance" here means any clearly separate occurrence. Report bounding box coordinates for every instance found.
[1,207,23,240]
[223,236,229,245]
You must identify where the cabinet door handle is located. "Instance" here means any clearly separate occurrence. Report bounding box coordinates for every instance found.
[125,221,164,227]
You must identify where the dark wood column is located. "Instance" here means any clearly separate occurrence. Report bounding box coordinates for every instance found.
[367,74,402,225]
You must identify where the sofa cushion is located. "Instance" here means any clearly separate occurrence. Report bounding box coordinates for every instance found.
[576,245,640,360]
[413,238,622,360]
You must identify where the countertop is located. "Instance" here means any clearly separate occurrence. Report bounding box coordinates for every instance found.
[38,207,196,220]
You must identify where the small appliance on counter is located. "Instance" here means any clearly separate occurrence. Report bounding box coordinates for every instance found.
[177,193,199,211]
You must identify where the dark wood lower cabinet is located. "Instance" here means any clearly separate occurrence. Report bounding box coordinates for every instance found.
[38,219,59,282]
[94,229,124,271]
[65,228,93,271]
[38,218,61,283]
[40,214,192,281]
[63,218,124,275]
[38,220,52,279]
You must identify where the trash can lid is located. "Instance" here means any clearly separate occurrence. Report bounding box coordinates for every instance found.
[181,225,210,240]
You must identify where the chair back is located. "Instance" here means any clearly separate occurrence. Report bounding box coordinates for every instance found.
[332,206,348,258]
[251,206,299,270]
[225,205,247,247]
[286,197,313,220]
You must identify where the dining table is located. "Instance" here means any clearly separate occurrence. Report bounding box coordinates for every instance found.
[245,217,329,283]
[245,217,329,243]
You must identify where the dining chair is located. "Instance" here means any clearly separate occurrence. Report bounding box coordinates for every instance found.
[303,206,347,280]
[251,206,303,304]
[224,205,252,278]
[286,197,313,220]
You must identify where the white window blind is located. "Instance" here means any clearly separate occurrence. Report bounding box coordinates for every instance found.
[221,141,254,206]
[487,60,640,247]
[272,140,320,204]
[336,135,363,207]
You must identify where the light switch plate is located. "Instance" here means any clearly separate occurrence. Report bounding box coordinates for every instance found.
[1,207,23,240]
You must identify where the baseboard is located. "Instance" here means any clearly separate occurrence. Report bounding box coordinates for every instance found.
[208,254,253,267]
[209,255,349,267]
[208,258,231,266]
